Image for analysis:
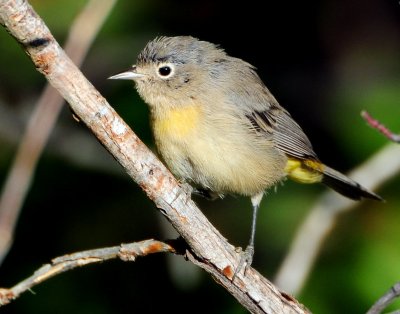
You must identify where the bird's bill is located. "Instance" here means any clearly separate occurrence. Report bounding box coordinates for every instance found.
[108,67,144,80]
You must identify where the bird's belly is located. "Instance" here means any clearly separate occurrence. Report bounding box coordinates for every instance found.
[153,112,286,196]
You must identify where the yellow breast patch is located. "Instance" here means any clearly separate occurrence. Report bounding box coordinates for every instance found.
[153,105,202,139]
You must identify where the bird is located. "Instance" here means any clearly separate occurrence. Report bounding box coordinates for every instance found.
[109,36,382,277]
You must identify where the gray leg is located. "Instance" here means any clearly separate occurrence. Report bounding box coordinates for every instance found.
[233,192,263,279]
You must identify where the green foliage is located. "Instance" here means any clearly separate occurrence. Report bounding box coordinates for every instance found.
[329,81,400,158]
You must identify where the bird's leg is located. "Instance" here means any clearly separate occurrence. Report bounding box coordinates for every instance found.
[233,192,263,280]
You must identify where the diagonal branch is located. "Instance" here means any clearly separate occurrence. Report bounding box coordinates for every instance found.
[366,282,400,314]
[361,111,400,143]
[0,239,176,306]
[0,1,308,313]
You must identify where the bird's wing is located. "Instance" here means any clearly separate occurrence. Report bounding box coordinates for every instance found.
[246,104,319,161]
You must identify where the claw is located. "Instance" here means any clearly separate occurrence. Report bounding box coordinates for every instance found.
[171,181,193,204]
[232,245,254,281]
[192,188,220,200]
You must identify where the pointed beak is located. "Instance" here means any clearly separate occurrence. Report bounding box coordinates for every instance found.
[108,66,144,80]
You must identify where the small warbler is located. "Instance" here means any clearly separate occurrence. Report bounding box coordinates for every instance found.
[109,36,381,276]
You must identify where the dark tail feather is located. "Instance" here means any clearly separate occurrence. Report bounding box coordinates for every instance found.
[322,165,383,201]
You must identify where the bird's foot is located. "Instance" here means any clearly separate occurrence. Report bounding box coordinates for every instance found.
[232,245,254,281]
[171,181,194,204]
[192,188,220,201]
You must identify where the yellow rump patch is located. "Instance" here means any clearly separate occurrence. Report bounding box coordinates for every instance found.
[284,158,324,184]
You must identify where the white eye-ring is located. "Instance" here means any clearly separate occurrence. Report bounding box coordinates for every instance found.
[156,63,175,79]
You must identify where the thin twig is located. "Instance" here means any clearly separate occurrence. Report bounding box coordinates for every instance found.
[0,1,309,313]
[362,111,400,143]
[275,143,400,295]
[0,239,176,306]
[0,0,117,265]
[366,282,400,314]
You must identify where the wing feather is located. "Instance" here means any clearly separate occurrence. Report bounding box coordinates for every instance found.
[247,106,319,161]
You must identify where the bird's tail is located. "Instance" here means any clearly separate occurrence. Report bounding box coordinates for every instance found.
[285,158,382,201]
[321,165,382,201]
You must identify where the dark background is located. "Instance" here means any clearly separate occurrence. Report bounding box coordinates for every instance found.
[0,0,399,313]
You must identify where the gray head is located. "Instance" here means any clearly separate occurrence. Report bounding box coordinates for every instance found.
[109,36,265,111]
[136,36,220,67]
[109,36,225,107]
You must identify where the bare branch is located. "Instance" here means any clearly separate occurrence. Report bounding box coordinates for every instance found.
[362,111,400,143]
[0,0,117,264]
[275,143,400,295]
[0,1,308,312]
[366,282,400,314]
[0,239,176,306]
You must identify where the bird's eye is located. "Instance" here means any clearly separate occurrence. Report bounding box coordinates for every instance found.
[158,66,172,77]
[156,63,175,79]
